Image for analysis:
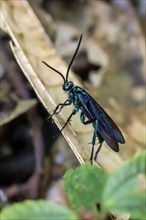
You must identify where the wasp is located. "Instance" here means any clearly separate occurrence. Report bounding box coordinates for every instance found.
[42,34,125,163]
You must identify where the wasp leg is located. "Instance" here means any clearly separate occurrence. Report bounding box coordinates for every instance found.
[94,133,103,161]
[90,120,98,164]
[80,112,95,125]
[94,142,103,161]
[56,99,72,114]
[60,107,79,132]
[47,99,71,120]
[53,110,75,140]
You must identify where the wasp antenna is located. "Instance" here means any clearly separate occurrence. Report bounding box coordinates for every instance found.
[66,34,83,82]
[42,61,66,84]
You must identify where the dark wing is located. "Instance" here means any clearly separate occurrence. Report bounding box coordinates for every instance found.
[78,91,125,151]
[89,94,125,143]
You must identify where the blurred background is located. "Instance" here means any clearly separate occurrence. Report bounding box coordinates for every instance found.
[0,0,145,208]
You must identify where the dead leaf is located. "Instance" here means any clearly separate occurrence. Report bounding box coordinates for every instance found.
[0,0,124,172]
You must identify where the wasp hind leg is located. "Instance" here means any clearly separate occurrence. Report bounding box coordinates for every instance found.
[90,120,98,164]
[94,133,103,161]
[94,142,103,161]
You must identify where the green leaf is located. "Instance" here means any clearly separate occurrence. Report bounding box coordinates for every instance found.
[1,200,79,220]
[64,164,108,212]
[102,151,146,219]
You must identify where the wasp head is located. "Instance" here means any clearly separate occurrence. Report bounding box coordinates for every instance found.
[62,81,74,91]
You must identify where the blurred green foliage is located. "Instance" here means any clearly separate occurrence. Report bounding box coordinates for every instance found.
[1,152,145,220]
[64,151,146,219]
[1,200,79,220]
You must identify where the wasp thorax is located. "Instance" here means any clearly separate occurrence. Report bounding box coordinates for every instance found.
[62,81,74,91]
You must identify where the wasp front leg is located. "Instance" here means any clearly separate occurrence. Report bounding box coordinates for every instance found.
[47,99,72,120]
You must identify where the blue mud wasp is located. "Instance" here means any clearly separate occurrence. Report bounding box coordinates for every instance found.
[42,34,125,163]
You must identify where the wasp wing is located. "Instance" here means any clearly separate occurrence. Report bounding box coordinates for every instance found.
[77,91,125,151]
[89,94,125,143]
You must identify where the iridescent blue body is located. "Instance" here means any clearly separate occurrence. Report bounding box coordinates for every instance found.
[42,34,125,162]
